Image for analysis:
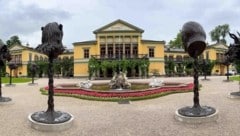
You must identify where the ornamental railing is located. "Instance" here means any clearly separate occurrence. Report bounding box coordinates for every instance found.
[91,54,148,60]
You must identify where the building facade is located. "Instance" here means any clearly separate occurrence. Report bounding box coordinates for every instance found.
[7,44,73,77]
[6,19,231,78]
[73,19,165,77]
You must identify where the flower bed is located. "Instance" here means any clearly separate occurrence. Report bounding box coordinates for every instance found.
[40,83,194,101]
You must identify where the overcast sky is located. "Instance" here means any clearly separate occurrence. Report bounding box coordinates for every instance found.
[0,0,239,48]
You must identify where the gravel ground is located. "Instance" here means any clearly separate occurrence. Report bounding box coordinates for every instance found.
[0,76,240,136]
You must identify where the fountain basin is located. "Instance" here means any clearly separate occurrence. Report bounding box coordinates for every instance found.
[41,82,193,101]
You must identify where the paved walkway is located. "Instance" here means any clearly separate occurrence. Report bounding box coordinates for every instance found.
[0,76,240,136]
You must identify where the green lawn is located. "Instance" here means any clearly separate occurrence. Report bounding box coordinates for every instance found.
[1,77,32,83]
[230,75,240,81]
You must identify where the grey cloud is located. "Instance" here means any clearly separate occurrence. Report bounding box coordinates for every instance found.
[0,1,71,41]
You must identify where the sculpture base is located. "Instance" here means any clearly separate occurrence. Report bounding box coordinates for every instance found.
[228,92,240,99]
[29,111,73,131]
[5,84,16,87]
[0,97,13,105]
[175,106,218,123]
[28,83,38,86]
[178,106,216,117]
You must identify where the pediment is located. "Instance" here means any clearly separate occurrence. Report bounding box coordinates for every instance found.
[213,44,228,50]
[102,23,135,32]
[94,19,144,34]
[10,45,24,51]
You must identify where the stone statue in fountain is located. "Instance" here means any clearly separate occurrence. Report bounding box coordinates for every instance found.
[79,80,93,89]
[149,76,163,88]
[109,72,131,90]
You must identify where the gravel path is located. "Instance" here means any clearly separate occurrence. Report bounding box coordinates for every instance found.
[0,76,240,136]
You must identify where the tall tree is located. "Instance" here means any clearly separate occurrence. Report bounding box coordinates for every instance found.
[169,31,183,48]
[210,24,230,44]
[6,35,22,47]
[0,39,4,45]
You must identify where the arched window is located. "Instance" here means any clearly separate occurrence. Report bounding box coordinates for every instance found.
[34,55,39,61]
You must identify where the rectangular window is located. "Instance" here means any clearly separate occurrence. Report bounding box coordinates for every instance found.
[100,45,105,58]
[149,48,154,57]
[125,44,131,58]
[133,44,138,58]
[84,49,89,58]
[108,45,113,58]
[115,44,123,59]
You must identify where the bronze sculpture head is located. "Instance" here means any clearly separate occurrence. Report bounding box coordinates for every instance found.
[226,32,240,62]
[181,21,206,57]
[0,45,12,66]
[36,22,64,59]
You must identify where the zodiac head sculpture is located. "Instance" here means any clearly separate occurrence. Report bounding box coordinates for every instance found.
[225,32,240,62]
[181,21,206,58]
[0,45,11,66]
[36,22,64,59]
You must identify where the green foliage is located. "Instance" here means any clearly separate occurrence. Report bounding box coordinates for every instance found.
[137,58,149,77]
[28,58,74,78]
[88,57,99,79]
[230,75,240,81]
[0,39,4,45]
[61,57,73,77]
[111,61,118,73]
[176,64,184,76]
[101,60,111,77]
[88,58,149,78]
[1,77,32,83]
[206,60,215,75]
[129,59,138,69]
[182,59,193,76]
[27,63,36,77]
[210,24,230,44]
[198,60,215,75]
[54,59,62,76]
[169,31,183,48]
[121,59,129,73]
[234,60,240,73]
[165,60,175,76]
[33,61,48,77]
[6,35,22,47]
[0,63,7,77]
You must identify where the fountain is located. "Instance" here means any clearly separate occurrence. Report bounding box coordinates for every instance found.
[109,72,131,90]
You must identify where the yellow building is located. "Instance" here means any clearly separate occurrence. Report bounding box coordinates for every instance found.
[6,19,231,78]
[7,44,73,77]
[73,19,165,77]
[164,43,230,76]
[205,43,230,75]
[7,44,47,77]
